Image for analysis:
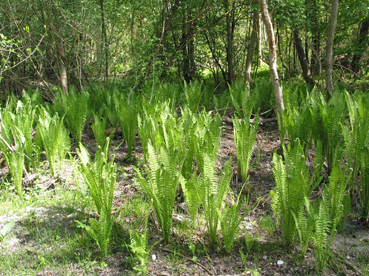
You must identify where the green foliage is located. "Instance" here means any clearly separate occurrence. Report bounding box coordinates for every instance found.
[343,90,369,218]
[196,156,233,248]
[12,100,38,171]
[129,202,159,275]
[317,90,346,174]
[233,115,258,183]
[213,90,230,116]
[133,143,180,244]
[75,208,114,258]
[192,109,222,175]
[293,163,352,272]
[92,113,113,149]
[76,138,117,257]
[117,96,138,157]
[37,108,70,176]
[229,80,255,118]
[0,221,15,242]
[0,109,24,196]
[221,187,251,254]
[77,138,116,216]
[183,81,203,114]
[271,141,310,245]
[63,90,90,146]
[138,100,178,161]
[103,91,120,128]
[252,79,275,113]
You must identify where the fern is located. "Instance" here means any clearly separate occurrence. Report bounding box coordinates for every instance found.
[180,171,201,226]
[343,90,369,218]
[196,156,233,248]
[129,202,159,275]
[192,109,222,175]
[75,208,115,257]
[310,199,331,273]
[294,163,352,271]
[0,107,26,196]
[92,113,113,149]
[0,125,24,196]
[138,100,176,161]
[37,108,70,176]
[318,90,346,174]
[76,138,117,256]
[13,100,38,171]
[292,197,315,258]
[229,80,255,118]
[183,80,203,114]
[63,89,89,146]
[271,141,310,245]
[221,186,251,254]
[360,139,369,218]
[133,143,180,244]
[77,138,116,216]
[233,115,258,183]
[116,97,138,157]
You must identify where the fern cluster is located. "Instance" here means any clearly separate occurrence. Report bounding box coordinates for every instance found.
[233,115,258,183]
[271,141,311,245]
[343,90,369,218]
[133,143,180,244]
[229,80,255,118]
[76,138,117,257]
[38,108,70,176]
[183,80,203,114]
[117,96,138,157]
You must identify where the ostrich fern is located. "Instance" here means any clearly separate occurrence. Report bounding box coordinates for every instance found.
[76,138,117,257]
[133,143,180,244]
[271,141,310,245]
[233,115,258,183]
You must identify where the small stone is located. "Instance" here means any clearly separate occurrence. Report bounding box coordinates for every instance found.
[277,260,284,265]
[152,254,156,261]
[263,255,267,260]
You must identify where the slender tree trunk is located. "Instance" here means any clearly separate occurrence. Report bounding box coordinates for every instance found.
[309,0,321,76]
[258,0,284,116]
[325,0,339,94]
[244,3,259,87]
[53,7,68,93]
[294,28,315,88]
[100,0,109,81]
[351,17,369,73]
[225,0,234,84]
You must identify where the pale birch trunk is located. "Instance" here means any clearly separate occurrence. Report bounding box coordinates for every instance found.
[258,0,284,116]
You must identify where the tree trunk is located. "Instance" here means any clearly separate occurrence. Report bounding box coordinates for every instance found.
[244,3,259,87]
[225,0,235,84]
[325,0,339,94]
[258,0,284,116]
[100,0,109,81]
[53,7,68,93]
[351,17,369,74]
[309,0,321,76]
[293,28,315,89]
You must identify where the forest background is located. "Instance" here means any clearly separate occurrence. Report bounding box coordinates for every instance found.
[0,0,368,96]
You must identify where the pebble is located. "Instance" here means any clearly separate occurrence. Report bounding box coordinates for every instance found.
[277,260,284,265]
[152,254,156,261]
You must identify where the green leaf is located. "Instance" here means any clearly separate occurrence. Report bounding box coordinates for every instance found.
[0,221,16,241]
